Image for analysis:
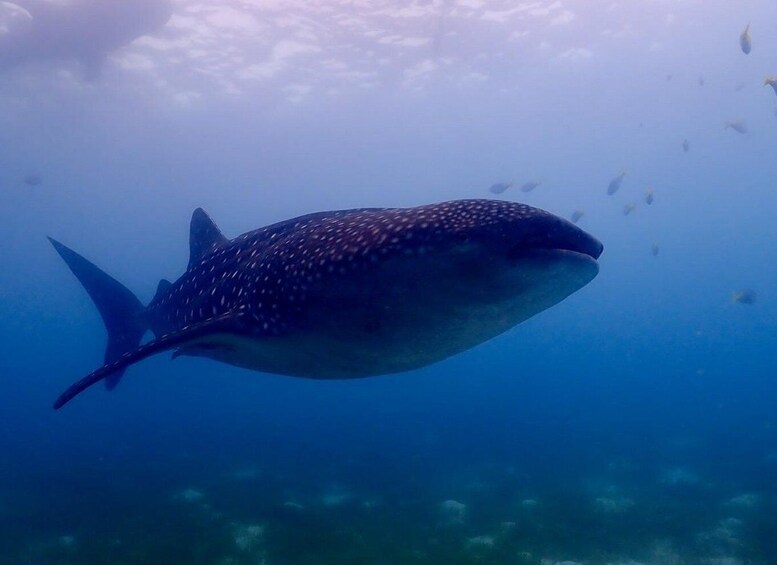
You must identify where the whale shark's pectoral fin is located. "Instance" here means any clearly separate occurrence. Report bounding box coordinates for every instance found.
[53,313,246,410]
[171,341,236,360]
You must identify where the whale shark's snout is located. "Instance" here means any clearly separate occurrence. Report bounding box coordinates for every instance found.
[384,200,604,359]
[428,200,603,278]
[504,214,603,261]
[500,211,603,291]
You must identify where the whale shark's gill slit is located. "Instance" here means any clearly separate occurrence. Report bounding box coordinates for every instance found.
[53,314,246,410]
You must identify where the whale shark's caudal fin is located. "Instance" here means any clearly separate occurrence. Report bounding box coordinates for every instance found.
[48,237,147,391]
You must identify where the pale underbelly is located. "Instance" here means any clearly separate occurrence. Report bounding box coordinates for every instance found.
[179,292,548,379]
[178,248,596,379]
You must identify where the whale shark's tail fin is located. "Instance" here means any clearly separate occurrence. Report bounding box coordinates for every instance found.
[48,237,147,391]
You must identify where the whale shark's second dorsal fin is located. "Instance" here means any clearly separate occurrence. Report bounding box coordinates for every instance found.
[154,278,172,302]
[188,208,227,270]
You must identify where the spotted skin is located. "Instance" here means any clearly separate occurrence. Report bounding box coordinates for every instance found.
[148,209,379,339]
[151,200,591,336]
[51,199,603,409]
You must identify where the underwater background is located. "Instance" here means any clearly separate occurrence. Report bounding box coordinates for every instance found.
[2,1,777,563]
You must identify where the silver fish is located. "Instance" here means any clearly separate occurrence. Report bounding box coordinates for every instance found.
[489,181,513,195]
[23,174,43,186]
[740,24,751,55]
[570,210,584,224]
[607,171,627,195]
[725,120,748,134]
[764,77,777,97]
[520,181,541,193]
[732,289,756,305]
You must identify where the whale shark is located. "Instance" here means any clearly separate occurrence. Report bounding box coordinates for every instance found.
[49,199,603,409]
[0,0,173,79]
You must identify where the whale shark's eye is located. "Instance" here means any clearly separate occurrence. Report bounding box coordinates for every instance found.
[455,232,470,244]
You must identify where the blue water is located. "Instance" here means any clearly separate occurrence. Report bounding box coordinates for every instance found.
[2,1,777,563]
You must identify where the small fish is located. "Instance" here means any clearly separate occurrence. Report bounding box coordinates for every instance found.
[764,76,777,97]
[645,188,654,205]
[23,174,43,186]
[734,82,746,92]
[570,210,585,224]
[739,23,751,55]
[489,181,513,195]
[651,242,659,257]
[682,139,690,152]
[622,204,635,216]
[724,120,748,134]
[520,181,541,193]
[607,171,626,195]
[732,289,756,305]
[698,75,705,86]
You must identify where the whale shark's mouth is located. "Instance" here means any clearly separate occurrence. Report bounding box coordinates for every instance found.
[506,248,600,280]
[507,235,603,263]
[502,214,604,263]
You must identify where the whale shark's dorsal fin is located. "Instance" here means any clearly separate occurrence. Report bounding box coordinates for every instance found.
[188,208,227,270]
